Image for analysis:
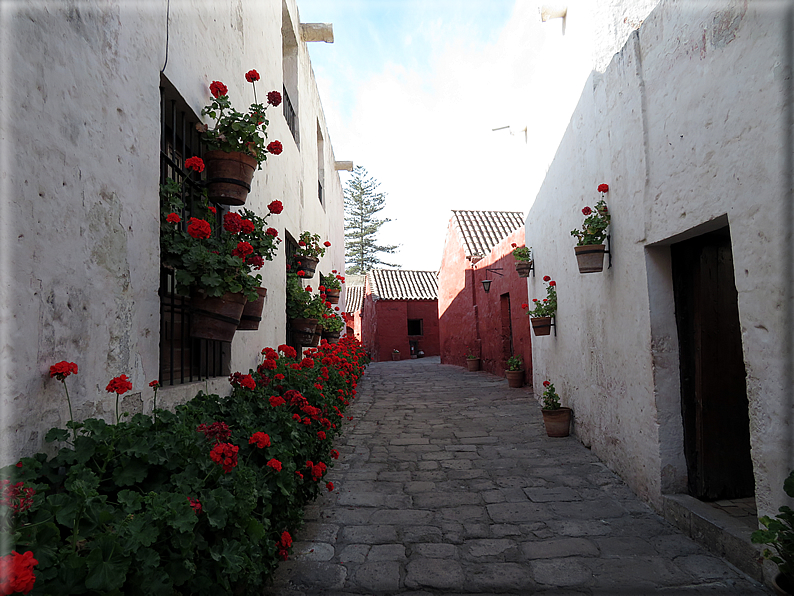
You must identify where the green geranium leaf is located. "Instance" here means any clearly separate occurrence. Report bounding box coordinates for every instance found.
[112,457,149,486]
[45,428,69,443]
[84,536,130,591]
[117,489,143,512]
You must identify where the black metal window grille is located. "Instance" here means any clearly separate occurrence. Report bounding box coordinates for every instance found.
[408,319,424,336]
[318,179,324,204]
[283,85,298,144]
[159,84,229,385]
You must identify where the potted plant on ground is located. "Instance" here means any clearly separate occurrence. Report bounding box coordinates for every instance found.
[571,184,611,273]
[198,72,284,205]
[540,380,572,437]
[391,349,400,361]
[320,271,344,304]
[524,276,557,336]
[752,469,794,595]
[293,232,330,279]
[511,243,533,278]
[160,177,280,341]
[466,346,481,371]
[505,355,524,388]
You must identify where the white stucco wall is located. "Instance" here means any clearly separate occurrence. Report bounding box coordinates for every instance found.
[526,0,791,517]
[0,0,345,463]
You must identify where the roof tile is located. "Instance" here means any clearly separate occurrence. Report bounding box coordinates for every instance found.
[452,210,525,258]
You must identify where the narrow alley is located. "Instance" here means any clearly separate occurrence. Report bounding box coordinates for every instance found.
[270,358,770,595]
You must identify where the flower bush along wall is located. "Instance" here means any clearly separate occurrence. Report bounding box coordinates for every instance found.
[570,184,611,246]
[1,339,368,595]
[198,71,283,169]
[160,178,282,301]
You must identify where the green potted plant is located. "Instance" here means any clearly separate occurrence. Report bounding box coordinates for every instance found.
[510,243,533,278]
[524,276,557,336]
[505,355,524,388]
[752,470,794,595]
[466,346,481,371]
[391,349,400,361]
[540,380,572,437]
[198,71,284,205]
[285,272,317,346]
[570,184,611,273]
[320,312,344,343]
[320,271,344,304]
[160,177,280,341]
[293,232,330,279]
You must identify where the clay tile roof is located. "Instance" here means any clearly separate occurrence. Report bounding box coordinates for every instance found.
[451,210,525,259]
[367,269,438,301]
[344,281,365,313]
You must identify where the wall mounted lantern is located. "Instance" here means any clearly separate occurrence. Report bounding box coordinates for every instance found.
[481,268,504,293]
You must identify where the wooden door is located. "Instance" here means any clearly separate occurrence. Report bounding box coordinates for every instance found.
[671,227,754,500]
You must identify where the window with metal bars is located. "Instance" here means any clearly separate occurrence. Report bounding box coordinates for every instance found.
[159,80,230,385]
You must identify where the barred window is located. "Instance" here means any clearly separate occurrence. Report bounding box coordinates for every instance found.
[159,79,230,385]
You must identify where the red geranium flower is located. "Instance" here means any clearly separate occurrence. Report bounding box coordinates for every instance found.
[543,380,551,387]
[187,497,202,515]
[210,81,228,98]
[149,380,160,388]
[543,275,551,282]
[268,200,284,214]
[231,241,254,259]
[267,458,282,471]
[185,156,205,173]
[0,550,38,595]
[279,345,297,359]
[326,482,334,492]
[223,212,243,233]
[166,213,181,224]
[209,443,238,473]
[582,206,592,216]
[269,395,286,407]
[520,303,528,309]
[317,431,326,440]
[323,241,331,247]
[267,140,283,155]
[266,227,278,237]
[49,361,78,381]
[549,281,556,287]
[249,432,271,448]
[267,90,282,106]
[187,218,211,239]
[598,183,609,193]
[511,243,517,248]
[240,219,255,234]
[106,374,132,395]
[330,449,339,459]
[248,255,264,269]
[245,69,260,83]
[197,422,231,443]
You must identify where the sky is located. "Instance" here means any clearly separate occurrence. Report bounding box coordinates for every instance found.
[295,0,547,272]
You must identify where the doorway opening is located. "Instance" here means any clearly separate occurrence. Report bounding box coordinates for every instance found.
[671,226,754,501]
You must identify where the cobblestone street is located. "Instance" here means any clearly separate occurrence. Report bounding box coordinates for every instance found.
[269,357,770,595]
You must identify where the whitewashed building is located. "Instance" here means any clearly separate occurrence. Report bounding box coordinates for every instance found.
[0,1,347,462]
[525,0,791,582]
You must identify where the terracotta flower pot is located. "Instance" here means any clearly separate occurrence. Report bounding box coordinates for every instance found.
[190,290,247,342]
[238,287,267,330]
[290,317,319,346]
[321,329,340,344]
[542,407,572,437]
[293,256,319,279]
[466,358,481,372]
[505,369,524,388]
[772,573,794,596]
[325,289,341,304]
[531,316,553,336]
[574,244,606,273]
[203,150,257,206]
[515,260,533,278]
[392,353,400,361]
[309,323,322,347]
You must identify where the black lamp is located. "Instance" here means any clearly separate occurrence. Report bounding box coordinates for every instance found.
[481,268,503,293]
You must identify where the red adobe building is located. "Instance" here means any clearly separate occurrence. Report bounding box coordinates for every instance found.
[344,269,440,362]
[438,210,533,385]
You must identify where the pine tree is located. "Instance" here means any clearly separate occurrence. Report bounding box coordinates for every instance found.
[344,166,399,274]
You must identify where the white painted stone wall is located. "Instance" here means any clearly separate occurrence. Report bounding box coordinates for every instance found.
[0,0,346,463]
[525,0,791,518]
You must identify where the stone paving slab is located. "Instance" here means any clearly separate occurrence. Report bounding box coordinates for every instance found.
[267,357,770,595]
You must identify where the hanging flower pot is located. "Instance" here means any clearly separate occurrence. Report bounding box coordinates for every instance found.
[310,323,323,347]
[237,287,267,330]
[321,329,340,344]
[542,407,573,437]
[203,150,258,206]
[530,316,553,336]
[190,290,247,342]
[324,289,341,304]
[515,260,533,278]
[574,244,606,274]
[290,317,319,346]
[293,256,319,279]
